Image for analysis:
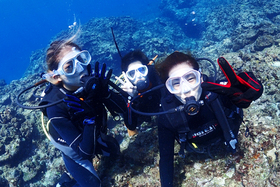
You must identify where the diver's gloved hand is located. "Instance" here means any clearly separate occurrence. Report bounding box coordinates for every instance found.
[80,75,100,98]
[201,57,263,108]
[115,72,138,97]
[94,62,112,98]
[63,94,95,117]
[80,62,112,99]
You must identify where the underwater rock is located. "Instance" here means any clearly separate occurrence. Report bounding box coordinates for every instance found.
[20,157,42,182]
[0,80,6,87]
[6,168,22,187]
[264,0,280,20]
[24,49,46,77]
[0,97,11,107]
[0,177,8,187]
[254,35,274,51]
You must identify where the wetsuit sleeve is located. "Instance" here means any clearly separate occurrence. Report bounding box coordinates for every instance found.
[46,105,95,159]
[158,115,175,187]
[102,90,127,114]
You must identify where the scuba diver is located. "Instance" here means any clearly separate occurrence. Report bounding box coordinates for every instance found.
[38,40,126,187]
[115,50,162,136]
[155,51,263,187]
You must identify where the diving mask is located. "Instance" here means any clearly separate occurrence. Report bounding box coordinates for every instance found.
[53,48,91,76]
[126,64,148,82]
[166,69,201,94]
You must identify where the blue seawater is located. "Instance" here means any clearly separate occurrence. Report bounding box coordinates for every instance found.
[0,0,161,83]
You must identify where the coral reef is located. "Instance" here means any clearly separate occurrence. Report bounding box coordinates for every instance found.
[0,0,279,186]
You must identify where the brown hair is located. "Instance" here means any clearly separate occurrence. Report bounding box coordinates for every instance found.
[156,51,199,82]
[46,40,81,71]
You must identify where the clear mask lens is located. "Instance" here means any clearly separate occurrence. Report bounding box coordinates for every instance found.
[76,51,91,64]
[62,60,75,74]
[127,70,136,80]
[166,70,201,94]
[126,65,148,80]
[58,50,91,75]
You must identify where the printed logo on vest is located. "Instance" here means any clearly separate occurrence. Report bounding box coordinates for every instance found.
[192,123,218,138]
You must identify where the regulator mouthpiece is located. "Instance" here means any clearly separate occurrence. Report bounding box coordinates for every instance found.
[184,96,203,115]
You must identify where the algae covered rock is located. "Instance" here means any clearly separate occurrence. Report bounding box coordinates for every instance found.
[254,35,274,51]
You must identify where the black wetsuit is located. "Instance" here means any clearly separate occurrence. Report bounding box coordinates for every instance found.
[124,65,162,130]
[40,84,126,187]
[158,89,243,187]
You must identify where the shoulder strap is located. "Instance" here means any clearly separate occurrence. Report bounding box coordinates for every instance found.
[208,93,237,153]
[40,84,69,115]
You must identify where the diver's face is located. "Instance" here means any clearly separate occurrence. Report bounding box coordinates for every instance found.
[126,61,148,85]
[167,62,202,103]
[57,46,89,91]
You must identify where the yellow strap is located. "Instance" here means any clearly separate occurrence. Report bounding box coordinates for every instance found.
[41,113,51,141]
[114,73,124,85]
[192,142,198,148]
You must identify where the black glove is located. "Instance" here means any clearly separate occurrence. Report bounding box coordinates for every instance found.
[80,75,100,98]
[94,61,112,98]
[201,57,263,108]
[63,94,95,118]
[81,62,112,99]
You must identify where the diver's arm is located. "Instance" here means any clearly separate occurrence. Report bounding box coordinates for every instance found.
[102,90,127,113]
[201,57,263,108]
[158,117,175,187]
[46,105,95,159]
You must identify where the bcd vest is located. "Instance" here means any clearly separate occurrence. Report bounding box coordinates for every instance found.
[161,90,243,157]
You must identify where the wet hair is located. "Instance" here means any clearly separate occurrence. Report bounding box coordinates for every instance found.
[46,40,82,71]
[46,24,82,71]
[121,50,149,72]
[155,51,199,82]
